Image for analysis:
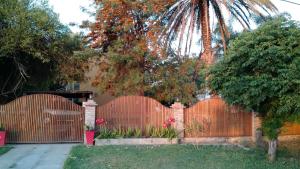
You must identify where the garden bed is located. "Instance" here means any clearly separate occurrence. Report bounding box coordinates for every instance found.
[95,138,179,145]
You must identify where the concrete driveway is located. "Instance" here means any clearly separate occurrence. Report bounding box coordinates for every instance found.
[0,144,76,169]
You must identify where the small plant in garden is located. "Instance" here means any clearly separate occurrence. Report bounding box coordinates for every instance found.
[185,119,204,136]
[133,128,142,138]
[114,127,126,138]
[84,124,94,131]
[125,127,134,138]
[0,124,4,131]
[145,125,154,137]
[97,127,113,139]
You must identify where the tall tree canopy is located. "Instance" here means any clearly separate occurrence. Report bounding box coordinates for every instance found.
[157,0,277,65]
[0,0,84,103]
[84,0,205,105]
[209,16,300,161]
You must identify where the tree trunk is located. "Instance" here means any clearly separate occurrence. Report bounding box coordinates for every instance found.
[200,0,213,66]
[268,139,277,161]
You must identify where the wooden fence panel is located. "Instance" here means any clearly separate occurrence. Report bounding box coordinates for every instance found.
[0,94,84,143]
[96,96,174,130]
[184,97,252,137]
[281,123,300,135]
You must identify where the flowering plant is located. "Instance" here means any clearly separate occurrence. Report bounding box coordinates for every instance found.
[96,118,106,126]
[163,117,175,128]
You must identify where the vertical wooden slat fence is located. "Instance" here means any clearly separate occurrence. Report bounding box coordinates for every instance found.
[281,123,300,135]
[184,97,252,137]
[96,96,174,130]
[0,94,84,143]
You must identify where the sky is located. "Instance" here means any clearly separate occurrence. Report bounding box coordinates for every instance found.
[48,0,300,33]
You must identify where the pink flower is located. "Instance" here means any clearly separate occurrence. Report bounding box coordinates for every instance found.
[96,118,105,125]
[168,117,175,123]
[163,122,168,128]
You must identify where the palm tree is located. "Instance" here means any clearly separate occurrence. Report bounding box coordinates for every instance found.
[158,0,277,65]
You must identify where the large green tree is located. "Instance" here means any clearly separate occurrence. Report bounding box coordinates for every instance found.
[209,16,300,161]
[0,0,84,103]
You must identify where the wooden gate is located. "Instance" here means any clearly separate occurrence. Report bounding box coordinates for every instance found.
[184,97,252,137]
[0,94,84,143]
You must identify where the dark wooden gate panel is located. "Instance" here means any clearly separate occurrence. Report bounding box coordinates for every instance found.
[0,94,84,143]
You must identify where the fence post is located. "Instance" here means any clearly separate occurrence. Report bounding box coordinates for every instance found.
[171,102,185,141]
[252,112,263,147]
[83,98,98,144]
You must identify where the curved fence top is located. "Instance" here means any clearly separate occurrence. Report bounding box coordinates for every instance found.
[99,95,172,110]
[0,94,83,110]
[96,95,174,129]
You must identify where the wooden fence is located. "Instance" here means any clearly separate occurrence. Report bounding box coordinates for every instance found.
[96,96,174,130]
[281,123,300,135]
[0,94,298,144]
[0,94,84,143]
[184,97,252,137]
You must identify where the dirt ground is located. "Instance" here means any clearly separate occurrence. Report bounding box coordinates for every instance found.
[278,136,300,159]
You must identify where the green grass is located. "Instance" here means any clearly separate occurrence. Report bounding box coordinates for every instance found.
[64,145,300,169]
[0,146,12,156]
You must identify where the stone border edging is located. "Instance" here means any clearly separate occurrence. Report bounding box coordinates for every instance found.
[95,138,179,146]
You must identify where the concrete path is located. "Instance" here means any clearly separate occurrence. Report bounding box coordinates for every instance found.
[0,144,76,169]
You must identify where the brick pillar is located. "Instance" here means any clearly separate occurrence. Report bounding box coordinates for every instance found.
[252,112,263,146]
[83,99,98,144]
[171,102,185,140]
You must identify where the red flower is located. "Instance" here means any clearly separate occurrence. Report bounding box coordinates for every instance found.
[168,117,175,123]
[96,118,105,125]
[163,122,168,128]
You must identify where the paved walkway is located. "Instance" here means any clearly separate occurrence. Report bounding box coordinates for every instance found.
[0,144,76,169]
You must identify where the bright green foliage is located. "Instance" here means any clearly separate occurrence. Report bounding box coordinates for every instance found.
[0,0,83,103]
[209,16,300,139]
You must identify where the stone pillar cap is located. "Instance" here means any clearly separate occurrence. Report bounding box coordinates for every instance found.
[83,99,98,107]
[171,102,185,109]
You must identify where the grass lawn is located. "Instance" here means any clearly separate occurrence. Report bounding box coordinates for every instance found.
[64,145,300,169]
[0,146,12,156]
